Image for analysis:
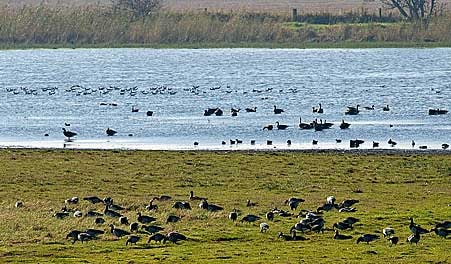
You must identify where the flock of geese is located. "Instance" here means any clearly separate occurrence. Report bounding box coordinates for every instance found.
[15,191,450,247]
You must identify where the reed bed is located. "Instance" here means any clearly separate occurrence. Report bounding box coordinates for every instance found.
[0,5,450,47]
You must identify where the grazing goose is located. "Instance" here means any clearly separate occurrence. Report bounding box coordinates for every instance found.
[343,217,359,226]
[345,105,360,115]
[167,232,187,243]
[334,230,353,240]
[15,201,24,208]
[339,207,357,213]
[86,210,102,218]
[189,191,206,201]
[291,222,311,233]
[435,220,451,229]
[383,105,390,111]
[83,196,103,204]
[311,224,324,233]
[245,107,257,112]
[62,128,77,141]
[141,224,164,234]
[317,203,336,212]
[104,205,122,218]
[278,232,293,241]
[409,217,429,235]
[407,232,421,244]
[119,216,129,225]
[364,105,375,110]
[326,196,336,205]
[263,125,274,130]
[383,227,395,238]
[154,195,172,201]
[431,227,451,238]
[106,128,117,136]
[246,199,257,207]
[66,230,82,243]
[260,223,270,233]
[85,229,104,237]
[73,210,83,217]
[126,235,140,246]
[388,236,399,246]
[109,224,130,238]
[273,105,284,114]
[65,197,79,205]
[54,212,70,219]
[148,233,167,243]
[172,201,191,210]
[166,215,181,223]
[137,212,156,224]
[95,217,105,225]
[77,232,94,243]
[199,199,223,212]
[241,214,261,223]
[339,119,350,129]
[299,118,313,129]
[338,199,359,209]
[290,230,309,241]
[204,108,217,116]
[333,222,353,230]
[145,198,158,211]
[229,209,238,222]
[288,200,302,210]
[276,121,288,130]
[266,211,274,221]
[356,234,379,244]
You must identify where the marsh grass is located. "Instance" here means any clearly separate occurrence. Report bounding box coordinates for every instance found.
[0,150,450,263]
[0,5,451,48]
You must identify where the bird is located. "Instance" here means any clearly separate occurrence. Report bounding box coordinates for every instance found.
[241,214,261,223]
[15,201,24,208]
[146,111,153,116]
[147,233,167,243]
[62,128,77,141]
[73,210,83,217]
[65,196,79,205]
[313,103,323,113]
[83,196,103,204]
[245,107,257,112]
[273,105,284,114]
[145,198,158,211]
[412,140,416,148]
[312,140,318,145]
[364,105,375,110]
[109,224,130,238]
[388,236,399,246]
[442,143,449,150]
[155,195,171,201]
[334,230,353,240]
[345,105,360,115]
[129,223,139,232]
[167,232,187,243]
[172,201,191,210]
[265,211,274,221]
[383,105,390,111]
[137,212,156,224]
[278,232,293,241]
[104,205,122,218]
[431,227,451,238]
[276,121,288,130]
[194,141,199,146]
[260,223,270,233]
[373,141,379,148]
[326,196,336,205]
[435,220,451,229]
[407,232,421,244]
[106,128,117,136]
[290,230,309,241]
[356,234,379,244]
[383,227,395,238]
[66,230,82,243]
[340,119,350,129]
[132,106,139,112]
[388,139,397,146]
[229,209,238,222]
[333,222,353,231]
[77,232,94,244]
[246,199,257,207]
[263,124,273,130]
[189,190,206,201]
[409,217,429,235]
[126,235,140,246]
[338,199,359,209]
[199,199,223,212]
[299,117,313,129]
[166,215,181,223]
[343,217,359,226]
[54,212,70,219]
[267,140,273,145]
[419,145,428,149]
[95,217,105,225]
[119,216,129,225]
[141,225,164,234]
[286,139,292,145]
[85,229,104,238]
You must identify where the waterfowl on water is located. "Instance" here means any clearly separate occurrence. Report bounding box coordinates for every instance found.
[62,128,77,140]
[345,105,360,115]
[364,105,375,110]
[106,128,117,136]
[299,117,313,129]
[263,124,273,130]
[276,121,288,130]
[245,107,257,112]
[313,103,323,113]
[388,139,397,146]
[132,106,139,112]
[273,105,284,114]
[383,105,390,111]
[340,119,350,129]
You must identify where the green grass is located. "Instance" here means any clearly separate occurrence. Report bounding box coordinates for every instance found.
[0,150,450,263]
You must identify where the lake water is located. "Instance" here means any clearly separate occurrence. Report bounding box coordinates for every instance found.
[0,48,450,150]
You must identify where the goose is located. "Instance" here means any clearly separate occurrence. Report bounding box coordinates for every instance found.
[83,196,103,204]
[241,214,261,223]
[145,198,158,211]
[388,139,397,146]
[189,191,206,201]
[411,140,416,148]
[340,119,350,129]
[267,140,273,145]
[435,220,451,229]
[364,105,375,110]
[350,139,364,148]
[106,128,117,136]
[108,203,125,211]
[104,205,122,218]
[356,234,379,244]
[291,222,311,233]
[166,215,181,223]
[336,139,342,143]
[73,210,83,217]
[334,230,352,240]
[109,224,130,238]
[311,224,324,233]
[250,140,256,145]
[15,201,24,208]
[193,141,199,146]
[66,230,82,243]
[431,227,451,238]
[345,105,360,115]
[214,108,223,116]
[333,222,353,230]
[230,139,236,145]
[343,217,359,226]
[287,140,292,145]
[148,233,167,243]
[221,141,227,145]
[103,197,113,205]
[278,232,293,241]
[312,140,318,145]
[229,209,238,221]
[383,105,390,111]
[407,232,421,244]
[236,139,243,144]
[313,103,323,113]
[199,199,223,212]
[276,121,288,130]
[263,125,274,132]
[288,200,301,210]
[326,196,336,205]
[388,236,399,246]
[317,203,337,212]
[265,211,274,221]
[339,207,357,213]
[119,216,129,225]
[172,201,191,210]
[65,196,79,205]
[409,217,429,235]
[299,117,313,129]
[246,199,257,207]
[62,128,77,141]
[442,143,449,150]
[245,107,257,112]
[167,232,187,243]
[204,108,216,116]
[154,195,172,201]
[132,106,139,112]
[260,223,270,233]
[146,111,153,116]
[141,224,164,234]
[85,229,104,237]
[77,232,94,243]
[86,210,102,217]
[137,212,156,224]
[383,227,395,238]
[126,235,140,246]
[95,217,105,225]
[231,108,240,114]
[290,230,309,241]
[54,212,70,219]
[338,199,359,209]
[419,145,428,149]
[273,105,284,114]
[64,122,71,126]
[373,141,379,148]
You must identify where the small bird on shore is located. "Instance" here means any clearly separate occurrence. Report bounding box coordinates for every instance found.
[62,128,77,141]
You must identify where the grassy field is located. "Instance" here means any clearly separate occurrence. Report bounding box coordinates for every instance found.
[0,149,449,263]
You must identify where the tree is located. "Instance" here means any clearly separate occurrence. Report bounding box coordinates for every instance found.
[381,0,439,21]
[111,0,161,20]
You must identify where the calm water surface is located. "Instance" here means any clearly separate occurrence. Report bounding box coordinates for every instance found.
[0,48,450,150]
